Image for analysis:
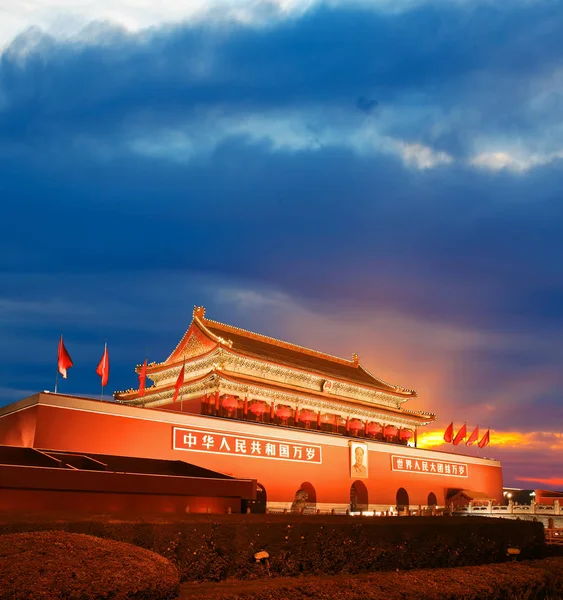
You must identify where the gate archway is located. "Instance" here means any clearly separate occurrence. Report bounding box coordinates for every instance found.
[291,481,316,513]
[396,487,409,512]
[428,492,437,507]
[350,481,369,512]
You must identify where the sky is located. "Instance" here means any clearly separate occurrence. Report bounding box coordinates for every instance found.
[1,0,562,490]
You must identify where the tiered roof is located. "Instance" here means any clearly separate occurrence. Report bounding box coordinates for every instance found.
[115,306,435,426]
[162,306,416,397]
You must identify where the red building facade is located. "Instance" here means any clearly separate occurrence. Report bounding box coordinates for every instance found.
[0,307,502,512]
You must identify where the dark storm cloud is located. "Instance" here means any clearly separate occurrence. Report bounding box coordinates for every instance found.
[2,138,563,334]
[0,1,562,474]
[2,2,563,145]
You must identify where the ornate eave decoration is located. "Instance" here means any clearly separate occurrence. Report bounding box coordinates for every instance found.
[118,372,433,428]
[123,347,415,411]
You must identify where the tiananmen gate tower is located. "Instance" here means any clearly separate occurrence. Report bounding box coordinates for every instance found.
[0,306,502,514]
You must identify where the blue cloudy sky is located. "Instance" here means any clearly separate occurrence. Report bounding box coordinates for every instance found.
[1,0,562,488]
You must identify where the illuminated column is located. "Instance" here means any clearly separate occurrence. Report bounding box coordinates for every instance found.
[215,390,220,413]
[243,395,248,418]
[317,411,321,430]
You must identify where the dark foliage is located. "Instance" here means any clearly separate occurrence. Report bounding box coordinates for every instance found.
[180,558,563,600]
[0,530,180,600]
[0,513,545,583]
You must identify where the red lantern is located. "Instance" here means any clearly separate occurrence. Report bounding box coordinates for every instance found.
[400,429,413,440]
[299,410,316,422]
[276,406,292,419]
[366,422,382,435]
[222,396,239,410]
[348,419,364,431]
[249,402,266,415]
[384,425,398,437]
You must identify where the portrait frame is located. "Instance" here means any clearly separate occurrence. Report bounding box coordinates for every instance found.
[350,441,368,479]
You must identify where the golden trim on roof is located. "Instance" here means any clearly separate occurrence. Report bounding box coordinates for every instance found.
[131,305,417,399]
[195,305,354,366]
[116,369,435,426]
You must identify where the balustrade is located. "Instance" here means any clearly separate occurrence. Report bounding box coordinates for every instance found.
[194,394,414,446]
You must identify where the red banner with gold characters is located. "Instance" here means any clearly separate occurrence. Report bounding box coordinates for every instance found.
[391,454,468,477]
[173,427,322,464]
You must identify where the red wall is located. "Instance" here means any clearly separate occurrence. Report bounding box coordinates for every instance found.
[0,489,238,514]
[1,397,503,509]
[0,403,38,447]
[535,490,563,506]
[0,463,250,514]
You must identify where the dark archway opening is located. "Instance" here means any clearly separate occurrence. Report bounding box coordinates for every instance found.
[428,492,437,507]
[291,482,316,513]
[350,481,369,512]
[242,482,267,514]
[396,487,409,512]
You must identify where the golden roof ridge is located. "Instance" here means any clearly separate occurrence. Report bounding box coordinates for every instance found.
[357,364,417,397]
[197,310,355,368]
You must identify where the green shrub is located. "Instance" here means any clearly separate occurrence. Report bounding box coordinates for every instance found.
[0,530,180,600]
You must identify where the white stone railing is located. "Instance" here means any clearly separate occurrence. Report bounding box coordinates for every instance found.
[455,499,561,516]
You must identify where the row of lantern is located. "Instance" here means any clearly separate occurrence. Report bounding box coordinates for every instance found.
[214,395,414,440]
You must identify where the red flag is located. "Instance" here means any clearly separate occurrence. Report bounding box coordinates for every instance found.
[453,423,467,446]
[466,426,479,446]
[172,362,185,403]
[443,422,454,443]
[478,430,490,448]
[96,344,109,387]
[138,358,147,397]
[57,335,73,379]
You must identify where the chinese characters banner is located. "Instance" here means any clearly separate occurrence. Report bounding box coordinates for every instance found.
[391,455,469,477]
[173,427,322,464]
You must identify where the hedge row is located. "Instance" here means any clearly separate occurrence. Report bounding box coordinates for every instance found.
[0,531,180,600]
[0,514,546,583]
[180,558,563,600]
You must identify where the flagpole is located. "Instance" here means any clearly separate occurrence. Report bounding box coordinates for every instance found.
[100,341,107,401]
[142,348,148,408]
[55,333,61,393]
[180,359,185,412]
